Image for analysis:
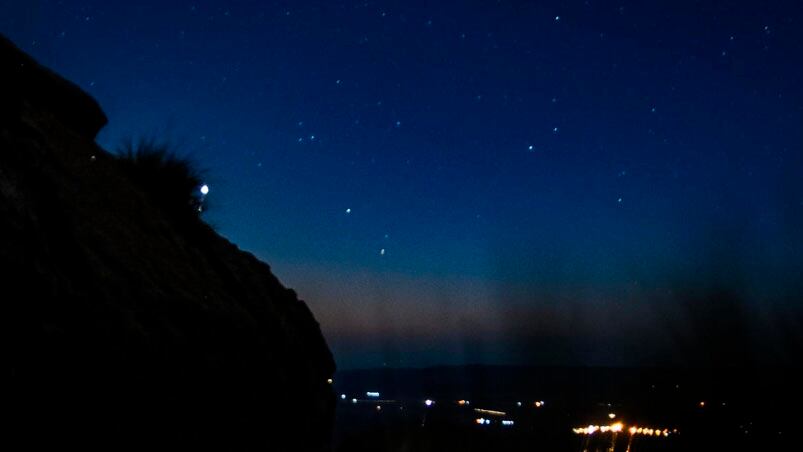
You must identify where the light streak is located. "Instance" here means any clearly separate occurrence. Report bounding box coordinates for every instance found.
[474,408,507,416]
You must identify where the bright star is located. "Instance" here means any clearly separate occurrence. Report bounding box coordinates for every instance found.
[200,184,209,195]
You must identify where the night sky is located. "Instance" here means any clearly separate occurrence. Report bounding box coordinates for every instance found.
[3,1,801,369]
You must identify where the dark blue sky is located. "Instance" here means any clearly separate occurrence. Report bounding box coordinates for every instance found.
[3,0,801,368]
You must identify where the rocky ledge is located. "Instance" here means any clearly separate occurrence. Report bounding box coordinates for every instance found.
[1,35,335,451]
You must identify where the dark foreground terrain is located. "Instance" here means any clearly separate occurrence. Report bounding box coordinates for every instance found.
[2,35,334,451]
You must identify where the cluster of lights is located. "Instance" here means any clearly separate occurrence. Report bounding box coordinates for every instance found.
[534,400,546,408]
[457,399,471,406]
[573,423,673,437]
[475,418,515,426]
[366,392,380,398]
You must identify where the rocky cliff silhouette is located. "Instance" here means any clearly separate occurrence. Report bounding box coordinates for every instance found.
[1,35,335,450]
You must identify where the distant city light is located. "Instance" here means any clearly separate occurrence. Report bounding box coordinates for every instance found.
[516,402,522,407]
[699,401,705,407]
[574,423,675,437]
[501,420,515,426]
[475,418,491,425]
[425,399,434,407]
[457,400,470,406]
[351,398,357,403]
[376,405,382,411]
[608,413,616,419]
[200,184,209,195]
[474,408,506,416]
[340,394,346,400]
[366,392,380,398]
[327,378,333,384]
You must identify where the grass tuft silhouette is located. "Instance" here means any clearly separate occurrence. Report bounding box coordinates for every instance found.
[116,138,208,223]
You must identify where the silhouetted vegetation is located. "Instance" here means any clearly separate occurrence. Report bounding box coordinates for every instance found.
[116,138,207,223]
[4,35,335,450]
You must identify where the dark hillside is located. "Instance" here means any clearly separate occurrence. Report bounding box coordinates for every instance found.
[1,34,335,451]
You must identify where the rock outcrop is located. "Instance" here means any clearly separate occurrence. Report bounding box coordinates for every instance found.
[1,35,335,450]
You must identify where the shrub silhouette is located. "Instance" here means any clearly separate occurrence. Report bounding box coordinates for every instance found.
[116,138,207,223]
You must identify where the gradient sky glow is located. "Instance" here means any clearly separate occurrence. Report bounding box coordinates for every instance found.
[3,0,801,368]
